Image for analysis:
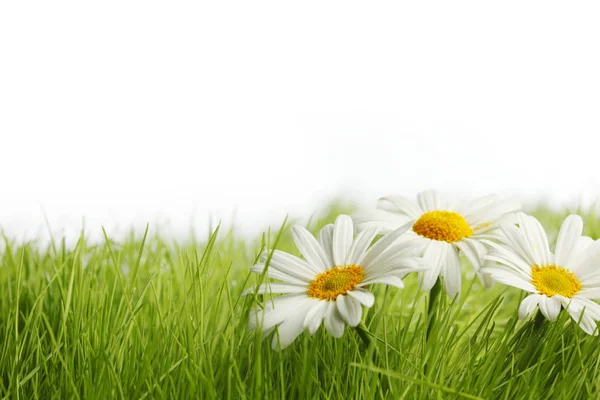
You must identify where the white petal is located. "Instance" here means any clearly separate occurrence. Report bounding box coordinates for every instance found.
[578,287,600,300]
[361,221,414,269]
[570,240,600,278]
[482,240,532,277]
[271,301,313,350]
[419,240,446,291]
[261,250,316,282]
[323,302,345,338]
[347,288,375,308]
[292,226,330,272]
[358,275,405,288]
[244,282,307,296]
[417,190,442,212]
[463,196,521,230]
[457,194,498,217]
[336,295,362,327]
[455,240,481,271]
[353,209,411,234]
[583,274,600,288]
[566,236,594,268]
[566,297,600,320]
[346,228,379,266]
[365,239,424,277]
[518,294,543,319]
[518,213,552,266]
[565,297,600,335]
[479,266,536,292]
[441,248,461,300]
[333,215,354,266]
[538,296,561,321]
[457,239,493,287]
[303,300,328,335]
[497,221,537,266]
[555,215,583,268]
[250,263,308,285]
[249,294,308,332]
[478,272,494,289]
[318,224,335,267]
[377,195,423,218]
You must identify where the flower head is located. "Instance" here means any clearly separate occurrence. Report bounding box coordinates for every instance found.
[481,213,600,335]
[246,215,423,349]
[354,190,520,299]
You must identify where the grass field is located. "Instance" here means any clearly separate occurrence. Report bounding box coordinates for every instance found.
[1,203,600,399]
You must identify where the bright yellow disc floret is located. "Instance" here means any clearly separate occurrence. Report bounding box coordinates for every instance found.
[412,210,473,243]
[307,265,365,301]
[531,264,582,298]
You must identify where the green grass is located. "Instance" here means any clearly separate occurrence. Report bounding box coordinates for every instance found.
[2,203,600,399]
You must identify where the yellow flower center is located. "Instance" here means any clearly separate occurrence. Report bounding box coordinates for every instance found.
[412,211,473,243]
[531,264,582,298]
[307,265,365,301]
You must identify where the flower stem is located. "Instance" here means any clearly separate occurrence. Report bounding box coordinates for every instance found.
[424,279,442,376]
[354,322,373,348]
[533,309,546,329]
[426,278,442,342]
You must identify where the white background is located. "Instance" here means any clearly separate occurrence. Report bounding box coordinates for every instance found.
[1,1,599,243]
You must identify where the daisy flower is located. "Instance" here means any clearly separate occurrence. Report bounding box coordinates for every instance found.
[355,190,520,299]
[481,213,600,335]
[246,214,423,350]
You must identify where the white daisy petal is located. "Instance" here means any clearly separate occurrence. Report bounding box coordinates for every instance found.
[358,275,405,288]
[261,250,316,282]
[336,295,362,327]
[318,224,335,267]
[457,239,493,287]
[249,294,308,332]
[566,236,594,270]
[303,300,328,335]
[479,266,536,292]
[333,215,354,266]
[271,300,314,350]
[377,195,423,218]
[367,256,424,280]
[441,248,461,300]
[292,225,330,272]
[568,297,600,320]
[482,240,532,276]
[244,283,308,296]
[497,221,537,266]
[250,263,308,285]
[578,287,600,300]
[555,214,583,268]
[347,288,375,308]
[455,240,481,271]
[464,197,521,230]
[419,240,447,291]
[565,297,600,335]
[361,221,414,269]
[459,194,499,217]
[324,302,345,338]
[365,239,424,277]
[538,296,561,321]
[346,228,380,266]
[518,213,552,265]
[353,209,411,234]
[417,190,442,212]
[518,294,544,319]
[570,240,600,278]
